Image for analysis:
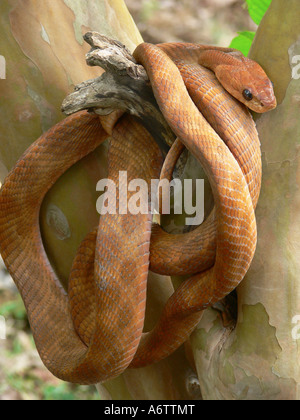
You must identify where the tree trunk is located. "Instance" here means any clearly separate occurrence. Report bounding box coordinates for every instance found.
[0,0,197,400]
[0,0,142,286]
[189,0,300,400]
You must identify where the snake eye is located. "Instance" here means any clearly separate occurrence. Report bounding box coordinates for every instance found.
[243,89,253,101]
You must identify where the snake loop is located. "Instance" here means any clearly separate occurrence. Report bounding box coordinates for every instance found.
[0,42,276,384]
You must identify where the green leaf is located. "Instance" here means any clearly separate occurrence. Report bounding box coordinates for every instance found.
[229,31,256,56]
[245,0,272,25]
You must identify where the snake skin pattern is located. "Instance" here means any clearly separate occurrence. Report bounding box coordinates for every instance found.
[0,43,276,384]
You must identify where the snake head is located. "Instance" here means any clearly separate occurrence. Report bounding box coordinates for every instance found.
[214,55,277,113]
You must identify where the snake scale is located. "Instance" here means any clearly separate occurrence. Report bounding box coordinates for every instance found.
[0,42,276,384]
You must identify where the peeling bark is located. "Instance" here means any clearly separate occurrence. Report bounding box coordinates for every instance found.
[189,0,300,400]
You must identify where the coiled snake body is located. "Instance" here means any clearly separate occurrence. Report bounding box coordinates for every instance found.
[0,42,276,384]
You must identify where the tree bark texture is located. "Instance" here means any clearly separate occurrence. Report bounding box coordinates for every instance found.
[188,0,300,400]
[0,0,199,400]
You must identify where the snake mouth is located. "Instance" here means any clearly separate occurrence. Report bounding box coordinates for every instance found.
[248,96,277,113]
[255,82,277,113]
[258,100,277,113]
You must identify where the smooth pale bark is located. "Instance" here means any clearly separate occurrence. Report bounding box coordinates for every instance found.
[189,0,300,400]
[0,0,142,285]
[0,0,197,400]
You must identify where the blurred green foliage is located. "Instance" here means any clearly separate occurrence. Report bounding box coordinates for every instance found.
[140,0,160,21]
[0,298,100,400]
[5,372,100,400]
[0,297,27,322]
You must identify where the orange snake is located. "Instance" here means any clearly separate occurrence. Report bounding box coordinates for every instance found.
[0,42,276,384]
